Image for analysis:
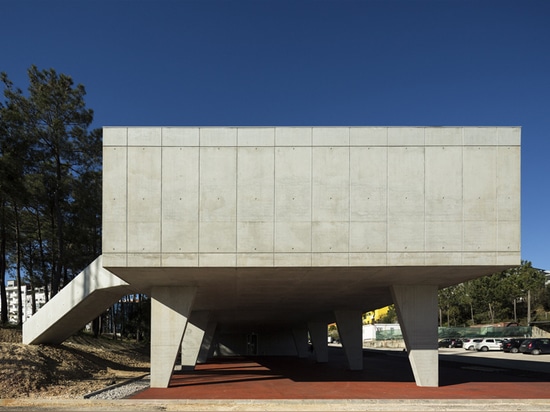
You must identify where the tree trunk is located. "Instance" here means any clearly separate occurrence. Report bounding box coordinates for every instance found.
[14,203,24,326]
[0,201,8,325]
[35,208,49,303]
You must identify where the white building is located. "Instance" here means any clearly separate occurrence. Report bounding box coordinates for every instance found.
[2,280,47,324]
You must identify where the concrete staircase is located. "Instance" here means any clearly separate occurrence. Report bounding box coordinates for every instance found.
[23,256,133,344]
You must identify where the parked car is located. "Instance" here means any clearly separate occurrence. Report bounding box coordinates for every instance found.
[475,338,503,352]
[463,338,482,350]
[519,338,550,355]
[502,338,524,353]
[438,338,463,348]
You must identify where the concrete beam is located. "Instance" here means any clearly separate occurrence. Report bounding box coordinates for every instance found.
[391,284,439,387]
[150,286,196,388]
[181,311,210,370]
[23,256,132,345]
[334,309,363,370]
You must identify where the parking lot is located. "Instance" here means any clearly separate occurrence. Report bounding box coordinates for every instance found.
[438,345,550,374]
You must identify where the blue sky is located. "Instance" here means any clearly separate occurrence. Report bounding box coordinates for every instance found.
[3,0,549,270]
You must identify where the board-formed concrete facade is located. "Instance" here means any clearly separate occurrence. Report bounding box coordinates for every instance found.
[23,126,521,389]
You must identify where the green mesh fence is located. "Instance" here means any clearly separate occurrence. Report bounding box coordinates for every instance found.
[372,326,531,341]
[437,326,531,339]
[375,329,403,340]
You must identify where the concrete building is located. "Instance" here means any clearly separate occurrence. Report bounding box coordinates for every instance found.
[23,126,521,388]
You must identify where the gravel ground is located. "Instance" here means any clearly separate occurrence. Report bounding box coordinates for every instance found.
[85,375,150,399]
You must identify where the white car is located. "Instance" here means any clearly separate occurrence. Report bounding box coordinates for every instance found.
[475,338,503,352]
[463,338,482,350]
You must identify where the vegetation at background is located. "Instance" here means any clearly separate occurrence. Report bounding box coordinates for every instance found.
[377,261,548,327]
[0,66,147,340]
[438,260,548,327]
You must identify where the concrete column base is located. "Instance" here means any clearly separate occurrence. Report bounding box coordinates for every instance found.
[308,321,328,363]
[292,326,310,358]
[197,320,217,364]
[181,311,210,370]
[150,286,196,388]
[391,284,439,387]
[334,309,363,370]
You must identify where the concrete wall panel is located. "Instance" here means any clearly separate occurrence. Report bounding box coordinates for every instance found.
[498,221,521,252]
[388,127,424,146]
[425,221,463,252]
[387,221,425,252]
[349,221,386,252]
[350,127,387,146]
[275,127,312,146]
[162,254,198,266]
[103,127,127,146]
[200,147,237,222]
[127,147,161,253]
[199,222,236,253]
[350,147,387,221]
[128,127,161,146]
[464,127,498,145]
[497,146,521,221]
[274,253,312,266]
[498,127,521,145]
[237,253,274,267]
[237,222,273,253]
[425,146,462,221]
[312,127,349,146]
[238,127,275,146]
[162,127,199,146]
[237,147,274,221]
[425,127,462,146]
[199,253,237,267]
[387,252,425,266]
[103,146,127,254]
[275,222,311,253]
[349,252,387,266]
[162,147,199,253]
[312,222,349,253]
[275,147,311,221]
[312,253,349,266]
[463,147,496,221]
[464,221,497,251]
[200,127,237,146]
[312,147,349,222]
[388,147,425,221]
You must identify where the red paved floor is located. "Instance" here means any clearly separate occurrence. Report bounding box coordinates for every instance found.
[131,348,550,400]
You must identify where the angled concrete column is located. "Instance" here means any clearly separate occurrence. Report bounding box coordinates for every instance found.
[181,311,210,370]
[391,284,439,387]
[334,310,363,370]
[292,326,310,358]
[308,321,328,363]
[197,320,217,364]
[151,286,196,388]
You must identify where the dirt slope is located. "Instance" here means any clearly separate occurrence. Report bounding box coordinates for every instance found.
[0,328,150,399]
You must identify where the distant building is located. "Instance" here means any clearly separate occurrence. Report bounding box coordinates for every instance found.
[1,280,47,324]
